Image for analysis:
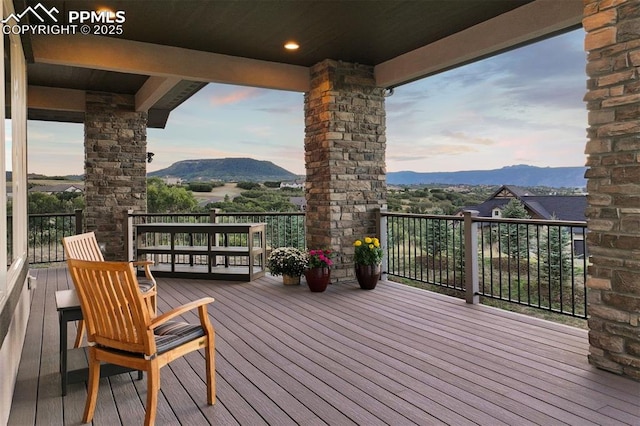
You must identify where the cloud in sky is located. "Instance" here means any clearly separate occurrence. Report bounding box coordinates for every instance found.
[385,29,587,172]
[24,29,588,176]
[208,86,262,106]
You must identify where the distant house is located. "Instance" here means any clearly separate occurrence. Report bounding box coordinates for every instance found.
[461,185,587,221]
[280,179,304,189]
[289,196,306,211]
[29,184,83,194]
[460,185,587,256]
[161,177,182,186]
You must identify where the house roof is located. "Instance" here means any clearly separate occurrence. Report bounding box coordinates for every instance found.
[12,0,582,128]
[464,185,586,221]
[489,185,538,198]
[523,195,587,221]
[289,197,307,207]
[29,184,83,193]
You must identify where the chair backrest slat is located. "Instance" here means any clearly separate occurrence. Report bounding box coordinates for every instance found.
[63,232,105,261]
[67,259,154,355]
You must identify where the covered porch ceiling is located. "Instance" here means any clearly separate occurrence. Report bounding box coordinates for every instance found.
[15,0,583,128]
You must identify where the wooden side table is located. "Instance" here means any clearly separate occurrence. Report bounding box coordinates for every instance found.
[55,289,141,396]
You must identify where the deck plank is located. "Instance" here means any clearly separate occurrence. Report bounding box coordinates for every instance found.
[166,278,365,425]
[208,290,426,425]
[8,266,640,426]
[315,285,628,415]
[35,267,65,426]
[207,281,501,425]
[222,281,556,425]
[8,267,47,426]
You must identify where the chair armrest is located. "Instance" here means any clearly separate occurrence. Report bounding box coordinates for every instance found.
[131,260,156,284]
[149,297,214,329]
[132,260,154,267]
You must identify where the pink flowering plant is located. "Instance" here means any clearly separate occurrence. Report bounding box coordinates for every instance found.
[307,249,335,269]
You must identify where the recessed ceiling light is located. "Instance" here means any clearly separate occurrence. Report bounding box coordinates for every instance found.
[96,7,117,20]
[284,41,300,50]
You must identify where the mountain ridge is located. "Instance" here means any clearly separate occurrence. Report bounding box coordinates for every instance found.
[147,158,299,182]
[387,164,587,188]
[144,160,587,188]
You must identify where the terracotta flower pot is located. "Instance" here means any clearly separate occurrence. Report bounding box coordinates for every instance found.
[355,264,381,290]
[304,267,331,292]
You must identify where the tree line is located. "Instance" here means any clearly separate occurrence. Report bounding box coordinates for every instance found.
[24,180,580,216]
[23,177,303,214]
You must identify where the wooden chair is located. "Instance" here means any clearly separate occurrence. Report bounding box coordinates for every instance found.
[62,232,157,348]
[67,258,216,426]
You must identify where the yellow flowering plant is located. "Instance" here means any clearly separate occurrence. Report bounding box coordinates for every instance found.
[353,236,383,265]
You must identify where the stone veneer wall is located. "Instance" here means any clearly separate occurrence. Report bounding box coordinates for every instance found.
[583,0,640,379]
[84,92,148,260]
[304,60,387,281]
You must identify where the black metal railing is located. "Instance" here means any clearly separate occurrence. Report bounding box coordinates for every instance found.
[18,210,82,264]
[381,211,588,318]
[212,212,306,250]
[474,216,588,318]
[385,213,465,290]
[21,208,588,317]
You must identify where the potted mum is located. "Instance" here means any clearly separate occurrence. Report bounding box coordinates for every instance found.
[267,247,307,285]
[304,249,334,292]
[353,236,383,290]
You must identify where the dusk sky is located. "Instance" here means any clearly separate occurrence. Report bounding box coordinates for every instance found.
[24,28,587,177]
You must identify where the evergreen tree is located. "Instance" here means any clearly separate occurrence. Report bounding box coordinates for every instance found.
[502,198,529,218]
[418,208,465,286]
[538,217,572,288]
[497,198,530,260]
[423,209,450,258]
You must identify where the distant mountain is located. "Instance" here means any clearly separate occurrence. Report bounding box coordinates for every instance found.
[387,165,587,188]
[148,158,299,182]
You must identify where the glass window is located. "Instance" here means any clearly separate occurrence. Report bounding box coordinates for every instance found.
[0,30,8,301]
[1,23,29,304]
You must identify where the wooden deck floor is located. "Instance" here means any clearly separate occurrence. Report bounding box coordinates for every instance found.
[8,265,640,425]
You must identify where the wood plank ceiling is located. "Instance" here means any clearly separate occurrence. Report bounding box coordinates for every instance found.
[12,0,582,128]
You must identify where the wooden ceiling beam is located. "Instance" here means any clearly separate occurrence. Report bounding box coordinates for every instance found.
[375,0,583,88]
[30,34,311,93]
[27,86,85,112]
[135,76,181,112]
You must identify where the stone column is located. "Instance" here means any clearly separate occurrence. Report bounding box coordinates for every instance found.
[304,60,387,281]
[84,92,148,260]
[583,0,640,380]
